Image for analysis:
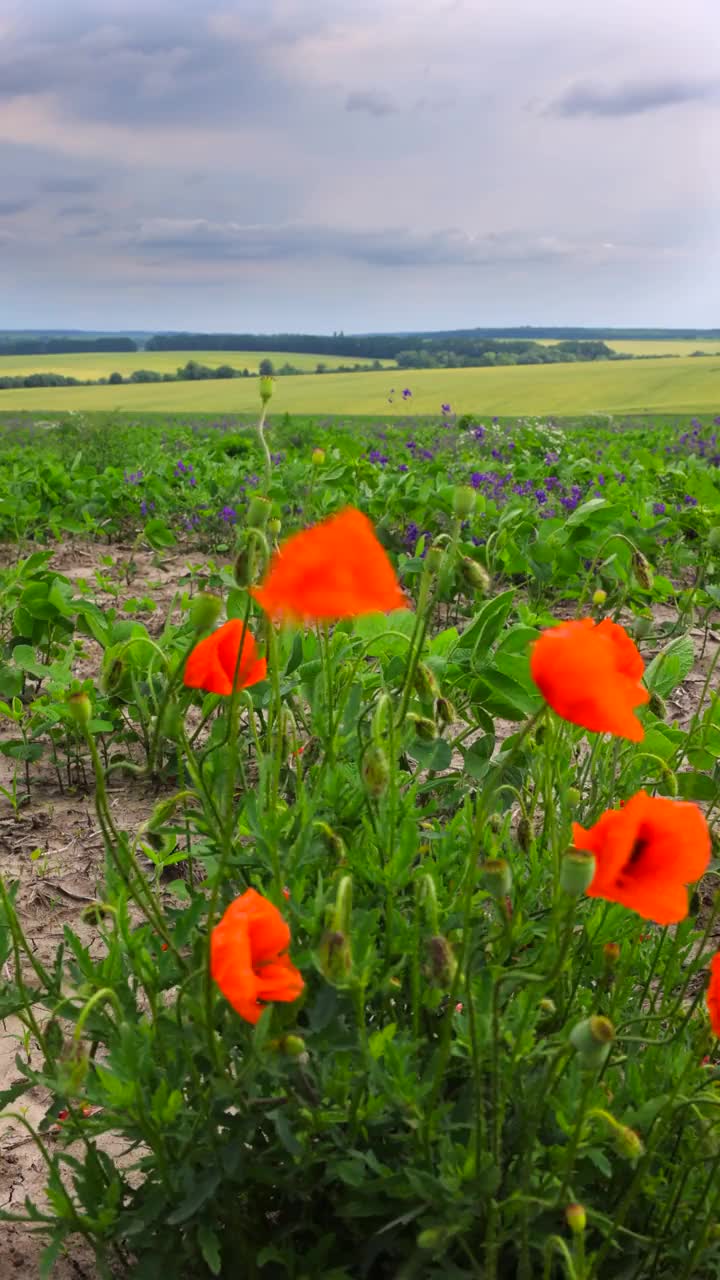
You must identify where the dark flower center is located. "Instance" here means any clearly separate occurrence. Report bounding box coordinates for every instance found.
[626,835,650,869]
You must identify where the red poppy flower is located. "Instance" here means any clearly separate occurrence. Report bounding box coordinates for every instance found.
[573,790,710,924]
[210,888,304,1024]
[251,507,407,621]
[530,618,648,741]
[184,619,266,695]
[707,953,720,1037]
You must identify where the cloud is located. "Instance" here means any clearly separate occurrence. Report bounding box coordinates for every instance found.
[56,203,98,217]
[345,90,398,117]
[130,217,655,269]
[547,76,718,118]
[0,199,32,215]
[41,176,101,194]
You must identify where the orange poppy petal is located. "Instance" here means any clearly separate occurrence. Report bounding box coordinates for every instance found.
[252,507,408,621]
[255,955,305,1004]
[530,618,647,741]
[184,620,266,695]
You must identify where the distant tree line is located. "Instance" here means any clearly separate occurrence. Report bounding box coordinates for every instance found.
[0,357,389,391]
[0,337,138,356]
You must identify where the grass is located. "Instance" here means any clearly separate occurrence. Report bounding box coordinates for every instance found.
[0,348,394,379]
[1,354,720,416]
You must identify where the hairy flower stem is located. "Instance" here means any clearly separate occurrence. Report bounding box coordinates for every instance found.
[256,403,271,493]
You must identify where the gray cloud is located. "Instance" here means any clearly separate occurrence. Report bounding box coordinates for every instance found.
[41,177,102,194]
[131,217,613,268]
[548,77,718,118]
[345,90,399,117]
[56,204,98,218]
[0,200,32,215]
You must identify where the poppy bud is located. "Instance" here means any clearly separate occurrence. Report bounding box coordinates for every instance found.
[428,935,457,987]
[147,794,181,831]
[570,1015,615,1069]
[488,813,503,834]
[425,545,446,573]
[435,696,455,727]
[319,929,351,982]
[480,858,512,899]
[452,486,476,519]
[560,850,596,897]
[459,556,490,594]
[603,941,621,969]
[408,713,437,742]
[311,448,325,466]
[418,1227,451,1252]
[517,815,532,852]
[372,691,393,743]
[270,1034,306,1057]
[633,615,652,640]
[615,1125,644,1161]
[81,901,112,926]
[632,550,654,591]
[362,744,390,797]
[708,527,720,552]
[566,787,582,808]
[103,657,125,693]
[566,1203,586,1235]
[538,997,557,1017]
[247,496,271,529]
[332,875,353,937]
[67,691,91,730]
[259,375,274,404]
[57,1039,90,1096]
[414,662,440,700]
[417,874,440,933]
[314,821,347,861]
[592,589,607,606]
[647,691,666,718]
[233,546,254,588]
[268,517,282,537]
[189,592,222,633]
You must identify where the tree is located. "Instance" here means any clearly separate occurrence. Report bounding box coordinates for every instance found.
[258,358,275,376]
[109,371,123,385]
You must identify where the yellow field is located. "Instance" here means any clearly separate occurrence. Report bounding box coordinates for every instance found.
[1,354,720,417]
[0,349,393,379]
[535,339,720,357]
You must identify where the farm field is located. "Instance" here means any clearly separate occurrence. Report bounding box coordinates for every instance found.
[0,348,394,380]
[2,350,720,415]
[2,403,720,1278]
[534,338,720,357]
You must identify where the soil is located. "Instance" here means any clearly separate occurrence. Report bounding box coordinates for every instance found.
[1,540,719,1276]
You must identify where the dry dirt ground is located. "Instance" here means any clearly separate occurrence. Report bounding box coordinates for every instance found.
[0,541,719,1276]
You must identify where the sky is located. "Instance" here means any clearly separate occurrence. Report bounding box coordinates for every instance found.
[0,0,718,333]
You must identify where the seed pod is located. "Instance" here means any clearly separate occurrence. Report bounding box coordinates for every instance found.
[311,448,325,466]
[259,375,274,404]
[268,517,282,537]
[428,935,457,987]
[566,787,582,808]
[480,858,512,899]
[560,850,596,896]
[632,550,654,591]
[459,556,490,594]
[189,592,222,633]
[362,744,390,797]
[372,691,393,744]
[233,544,255,588]
[592,588,607,606]
[570,1015,615,1069]
[452,485,476,519]
[270,1034,306,1057]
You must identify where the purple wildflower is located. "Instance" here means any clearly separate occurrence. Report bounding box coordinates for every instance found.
[653,502,666,516]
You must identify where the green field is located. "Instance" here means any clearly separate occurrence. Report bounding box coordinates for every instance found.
[0,348,393,379]
[2,352,720,416]
[555,339,720,357]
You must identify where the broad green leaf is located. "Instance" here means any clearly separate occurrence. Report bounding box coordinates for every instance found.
[645,634,694,698]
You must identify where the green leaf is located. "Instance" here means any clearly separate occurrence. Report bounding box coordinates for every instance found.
[672,771,717,801]
[408,738,453,770]
[645,634,694,698]
[166,1171,221,1225]
[197,1224,222,1276]
[269,1109,303,1157]
[461,737,494,779]
[144,518,176,549]
[0,740,44,763]
[564,497,608,528]
[457,589,515,659]
[473,670,542,720]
